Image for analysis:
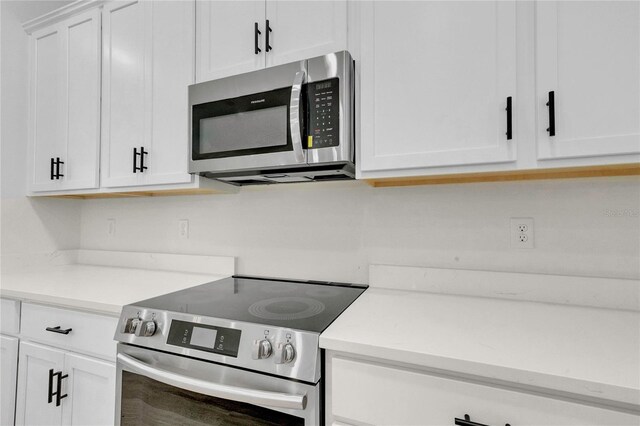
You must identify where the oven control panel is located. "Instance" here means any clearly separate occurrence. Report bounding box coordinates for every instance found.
[167,320,242,358]
[307,78,340,149]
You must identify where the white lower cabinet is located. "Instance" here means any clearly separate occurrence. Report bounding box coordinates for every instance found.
[15,341,115,426]
[329,356,639,426]
[1,335,19,426]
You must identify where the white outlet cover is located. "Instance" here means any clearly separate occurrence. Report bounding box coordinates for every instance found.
[178,219,189,239]
[107,219,116,237]
[510,217,534,249]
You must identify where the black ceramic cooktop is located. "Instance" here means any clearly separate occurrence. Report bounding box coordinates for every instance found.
[134,276,367,333]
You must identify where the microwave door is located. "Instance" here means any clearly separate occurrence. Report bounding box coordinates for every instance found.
[189,62,309,175]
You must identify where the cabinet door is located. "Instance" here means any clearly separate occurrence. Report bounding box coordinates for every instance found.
[101,0,147,188]
[196,1,265,82]
[61,353,116,426]
[536,1,640,161]
[265,0,347,67]
[359,1,517,174]
[28,25,66,192]
[139,0,194,186]
[15,341,65,426]
[0,335,19,426]
[59,9,101,191]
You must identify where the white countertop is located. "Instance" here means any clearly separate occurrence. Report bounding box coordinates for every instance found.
[320,287,640,410]
[0,250,233,315]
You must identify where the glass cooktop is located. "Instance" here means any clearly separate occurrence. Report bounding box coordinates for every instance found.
[134,276,367,333]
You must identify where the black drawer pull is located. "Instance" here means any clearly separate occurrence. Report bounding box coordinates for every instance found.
[50,158,55,180]
[48,369,55,403]
[55,371,68,406]
[546,90,555,136]
[46,326,72,335]
[454,414,511,426]
[266,19,272,52]
[55,157,64,179]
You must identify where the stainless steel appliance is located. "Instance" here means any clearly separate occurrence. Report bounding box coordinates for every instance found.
[188,51,355,185]
[114,275,366,425]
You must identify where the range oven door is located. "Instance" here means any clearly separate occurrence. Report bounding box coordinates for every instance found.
[189,61,308,176]
[116,344,319,426]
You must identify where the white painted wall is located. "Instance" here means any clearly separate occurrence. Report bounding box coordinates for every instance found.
[1,1,81,261]
[79,176,640,284]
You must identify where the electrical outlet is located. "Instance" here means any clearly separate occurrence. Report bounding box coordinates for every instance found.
[178,219,189,239]
[107,219,116,237]
[510,217,534,249]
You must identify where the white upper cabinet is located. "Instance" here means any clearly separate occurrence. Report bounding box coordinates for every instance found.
[196,0,347,82]
[196,1,265,82]
[264,1,347,67]
[28,9,101,192]
[535,1,640,162]
[102,0,194,188]
[358,1,517,175]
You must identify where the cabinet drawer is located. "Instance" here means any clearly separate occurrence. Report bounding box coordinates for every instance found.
[21,303,118,361]
[331,357,638,426]
[1,298,21,334]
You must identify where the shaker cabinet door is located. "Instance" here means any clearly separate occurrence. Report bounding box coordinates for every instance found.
[15,341,65,426]
[0,335,19,426]
[61,353,116,426]
[101,0,147,188]
[28,9,101,193]
[264,0,347,67]
[359,1,517,175]
[535,1,640,162]
[196,0,266,82]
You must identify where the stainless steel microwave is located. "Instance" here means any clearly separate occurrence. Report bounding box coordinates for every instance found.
[188,51,354,185]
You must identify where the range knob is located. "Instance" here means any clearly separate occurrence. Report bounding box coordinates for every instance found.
[274,342,296,364]
[251,339,272,360]
[121,318,141,334]
[135,320,157,337]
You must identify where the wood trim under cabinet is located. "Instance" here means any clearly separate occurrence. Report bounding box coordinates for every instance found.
[47,187,235,199]
[365,163,640,188]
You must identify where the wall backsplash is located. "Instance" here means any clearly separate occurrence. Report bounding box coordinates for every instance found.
[79,177,640,284]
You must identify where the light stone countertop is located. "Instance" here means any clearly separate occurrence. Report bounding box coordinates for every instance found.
[320,287,640,411]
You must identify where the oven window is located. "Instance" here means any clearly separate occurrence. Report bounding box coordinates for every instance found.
[199,106,288,155]
[121,371,304,426]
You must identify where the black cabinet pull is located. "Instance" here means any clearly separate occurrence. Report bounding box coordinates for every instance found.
[546,90,555,136]
[133,147,138,173]
[55,157,64,179]
[254,22,262,54]
[50,158,55,180]
[48,369,55,403]
[139,146,148,172]
[505,96,512,140]
[55,372,68,406]
[46,326,72,335]
[266,19,272,52]
[454,414,511,426]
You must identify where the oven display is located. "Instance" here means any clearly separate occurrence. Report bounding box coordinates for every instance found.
[167,320,241,357]
[307,77,340,149]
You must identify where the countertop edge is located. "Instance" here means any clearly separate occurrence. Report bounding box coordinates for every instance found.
[1,289,122,316]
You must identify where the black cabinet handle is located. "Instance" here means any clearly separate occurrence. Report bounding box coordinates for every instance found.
[546,90,555,136]
[55,372,68,407]
[266,19,272,52]
[454,414,511,426]
[50,158,55,180]
[133,147,138,173]
[55,157,64,179]
[139,146,148,172]
[505,96,512,140]
[254,22,262,55]
[46,326,72,335]
[48,369,55,403]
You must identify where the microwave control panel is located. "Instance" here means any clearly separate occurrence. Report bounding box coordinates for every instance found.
[307,78,340,149]
[167,319,242,358]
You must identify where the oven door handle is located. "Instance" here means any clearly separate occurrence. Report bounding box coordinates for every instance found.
[117,353,307,410]
[289,69,307,164]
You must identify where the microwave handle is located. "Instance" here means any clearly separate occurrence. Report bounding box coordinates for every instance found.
[117,353,307,410]
[289,70,307,163]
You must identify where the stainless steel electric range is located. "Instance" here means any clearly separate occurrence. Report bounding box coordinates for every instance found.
[113,275,367,425]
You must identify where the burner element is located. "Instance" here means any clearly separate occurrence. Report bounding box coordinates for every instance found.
[249,297,326,321]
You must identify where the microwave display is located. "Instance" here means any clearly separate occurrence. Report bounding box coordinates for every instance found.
[308,78,340,149]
